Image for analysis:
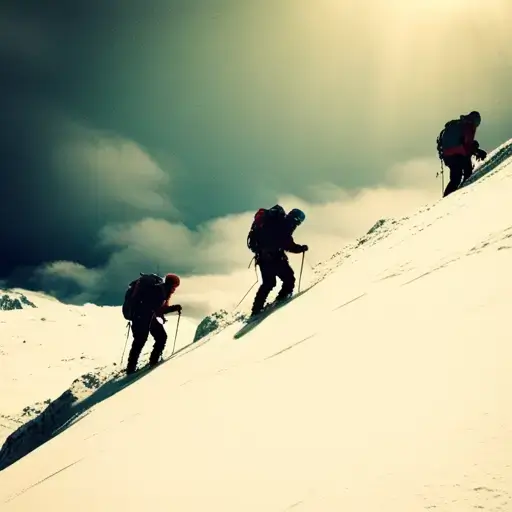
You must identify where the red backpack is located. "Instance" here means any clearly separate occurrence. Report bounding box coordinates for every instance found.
[246,205,286,253]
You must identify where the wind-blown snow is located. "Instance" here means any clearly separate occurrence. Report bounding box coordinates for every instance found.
[1,141,512,510]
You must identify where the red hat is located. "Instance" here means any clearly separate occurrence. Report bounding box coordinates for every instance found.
[165,273,180,287]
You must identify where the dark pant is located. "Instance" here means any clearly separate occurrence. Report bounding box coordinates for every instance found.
[126,313,167,372]
[252,254,295,315]
[442,154,473,197]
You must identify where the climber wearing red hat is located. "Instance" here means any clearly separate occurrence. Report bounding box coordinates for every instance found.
[122,272,182,374]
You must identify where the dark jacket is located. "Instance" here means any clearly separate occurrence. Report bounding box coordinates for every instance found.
[442,119,478,158]
[132,282,180,319]
[256,220,304,261]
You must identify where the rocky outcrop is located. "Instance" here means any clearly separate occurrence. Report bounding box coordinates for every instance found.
[0,292,36,311]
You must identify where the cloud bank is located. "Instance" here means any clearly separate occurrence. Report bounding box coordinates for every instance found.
[29,150,441,319]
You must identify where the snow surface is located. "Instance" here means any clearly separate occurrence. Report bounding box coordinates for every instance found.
[0,293,197,447]
[1,143,512,510]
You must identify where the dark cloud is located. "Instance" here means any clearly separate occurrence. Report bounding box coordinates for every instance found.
[1,0,512,307]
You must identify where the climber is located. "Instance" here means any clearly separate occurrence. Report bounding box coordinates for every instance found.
[247,206,308,317]
[436,110,487,197]
[122,272,182,373]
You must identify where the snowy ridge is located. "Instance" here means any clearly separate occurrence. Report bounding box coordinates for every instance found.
[461,137,512,189]
[309,216,403,281]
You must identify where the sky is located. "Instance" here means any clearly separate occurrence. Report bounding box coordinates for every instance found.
[1,0,512,317]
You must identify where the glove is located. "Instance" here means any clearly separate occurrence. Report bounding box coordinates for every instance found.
[158,304,182,315]
[475,148,487,161]
[300,244,309,252]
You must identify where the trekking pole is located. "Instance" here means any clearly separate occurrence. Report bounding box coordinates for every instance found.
[298,252,305,293]
[170,312,181,357]
[233,281,258,310]
[120,322,131,366]
[232,263,260,311]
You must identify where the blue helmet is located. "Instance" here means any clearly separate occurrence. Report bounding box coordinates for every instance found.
[287,208,306,225]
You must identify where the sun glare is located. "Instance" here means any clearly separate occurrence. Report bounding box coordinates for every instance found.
[388,0,478,15]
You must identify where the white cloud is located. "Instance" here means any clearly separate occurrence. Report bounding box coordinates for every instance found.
[33,155,441,319]
[97,211,258,276]
[34,261,103,305]
[37,261,101,288]
[387,157,445,190]
[53,122,178,215]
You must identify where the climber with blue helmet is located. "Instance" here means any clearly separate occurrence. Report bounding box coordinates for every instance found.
[286,208,306,232]
[247,205,308,317]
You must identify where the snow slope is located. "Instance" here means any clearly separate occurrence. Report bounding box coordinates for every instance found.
[1,142,512,510]
[0,293,197,447]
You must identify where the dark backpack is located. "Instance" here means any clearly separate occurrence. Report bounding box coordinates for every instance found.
[436,119,464,159]
[122,273,164,321]
[247,205,287,253]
